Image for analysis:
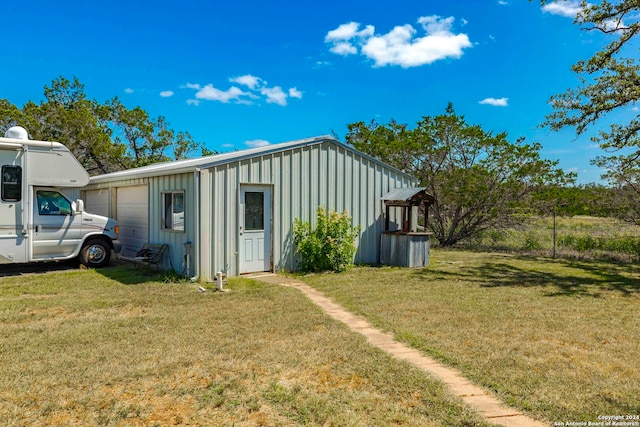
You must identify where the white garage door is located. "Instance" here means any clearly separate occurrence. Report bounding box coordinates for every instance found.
[84,189,109,217]
[117,185,149,252]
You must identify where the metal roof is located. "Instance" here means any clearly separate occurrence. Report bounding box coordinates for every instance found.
[382,187,426,201]
[89,135,418,184]
[381,187,434,205]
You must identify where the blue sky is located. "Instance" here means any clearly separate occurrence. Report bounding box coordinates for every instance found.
[2,0,635,183]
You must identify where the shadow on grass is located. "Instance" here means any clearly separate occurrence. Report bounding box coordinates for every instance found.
[0,260,80,278]
[97,263,169,285]
[418,256,640,297]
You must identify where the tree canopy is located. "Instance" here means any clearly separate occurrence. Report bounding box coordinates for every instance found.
[347,104,574,246]
[539,0,640,194]
[0,76,210,175]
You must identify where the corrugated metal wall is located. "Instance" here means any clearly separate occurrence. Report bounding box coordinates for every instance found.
[58,187,81,201]
[83,176,197,277]
[148,172,196,276]
[204,141,414,277]
[82,140,415,279]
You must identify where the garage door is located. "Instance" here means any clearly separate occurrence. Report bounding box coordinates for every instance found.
[84,189,109,217]
[117,185,149,252]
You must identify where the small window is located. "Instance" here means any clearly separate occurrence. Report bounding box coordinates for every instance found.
[2,165,21,202]
[162,191,185,231]
[244,192,264,230]
[37,191,71,216]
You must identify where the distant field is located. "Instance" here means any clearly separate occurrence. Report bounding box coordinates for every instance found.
[0,267,489,427]
[302,249,640,424]
[459,215,640,262]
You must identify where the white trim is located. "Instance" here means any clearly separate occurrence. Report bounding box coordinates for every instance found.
[239,184,272,274]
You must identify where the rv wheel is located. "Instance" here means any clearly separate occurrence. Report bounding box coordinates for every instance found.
[80,239,111,268]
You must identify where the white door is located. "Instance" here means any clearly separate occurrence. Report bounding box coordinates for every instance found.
[116,185,148,252]
[239,185,271,274]
[85,189,109,217]
[32,189,83,259]
[0,162,27,263]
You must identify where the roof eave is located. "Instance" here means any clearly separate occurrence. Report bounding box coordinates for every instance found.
[88,135,419,184]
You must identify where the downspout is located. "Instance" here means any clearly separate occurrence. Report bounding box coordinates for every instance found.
[190,168,201,281]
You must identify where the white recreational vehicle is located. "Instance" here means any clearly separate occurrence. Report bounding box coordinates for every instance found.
[0,126,121,268]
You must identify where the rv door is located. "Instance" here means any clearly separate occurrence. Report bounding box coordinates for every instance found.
[31,188,83,260]
[0,162,27,264]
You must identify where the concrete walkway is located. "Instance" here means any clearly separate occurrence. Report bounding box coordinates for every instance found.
[245,273,548,427]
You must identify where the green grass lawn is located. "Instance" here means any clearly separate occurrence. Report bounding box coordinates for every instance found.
[0,266,489,427]
[301,249,640,424]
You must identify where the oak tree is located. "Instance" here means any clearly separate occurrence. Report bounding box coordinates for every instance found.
[348,104,573,246]
[540,0,640,196]
[1,76,206,175]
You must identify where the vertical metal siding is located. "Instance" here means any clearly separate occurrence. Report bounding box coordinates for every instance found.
[148,172,195,275]
[83,140,414,279]
[84,175,193,275]
[59,187,81,201]
[205,141,414,276]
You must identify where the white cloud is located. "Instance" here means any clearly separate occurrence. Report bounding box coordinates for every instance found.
[288,87,303,99]
[124,88,134,94]
[330,41,358,55]
[325,22,375,55]
[542,3,623,31]
[160,90,174,97]
[325,15,472,68]
[479,97,509,107]
[325,22,374,42]
[193,84,249,103]
[230,74,262,90]
[260,86,288,106]
[498,0,509,5]
[325,22,359,41]
[186,99,200,106]
[418,15,454,34]
[185,75,302,107]
[542,1,583,18]
[245,139,270,148]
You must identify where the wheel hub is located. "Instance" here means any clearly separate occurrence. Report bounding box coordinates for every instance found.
[87,245,106,263]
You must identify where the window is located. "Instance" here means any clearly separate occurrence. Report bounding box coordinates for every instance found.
[37,190,71,216]
[2,165,21,202]
[244,191,264,230]
[162,191,185,231]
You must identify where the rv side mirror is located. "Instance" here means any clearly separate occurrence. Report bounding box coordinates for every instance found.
[74,199,84,214]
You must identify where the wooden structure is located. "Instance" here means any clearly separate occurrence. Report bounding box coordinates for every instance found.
[380,187,434,268]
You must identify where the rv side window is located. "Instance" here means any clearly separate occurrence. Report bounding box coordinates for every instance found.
[162,191,185,232]
[37,191,72,216]
[2,165,22,202]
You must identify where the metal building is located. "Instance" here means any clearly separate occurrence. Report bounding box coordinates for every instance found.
[82,136,417,280]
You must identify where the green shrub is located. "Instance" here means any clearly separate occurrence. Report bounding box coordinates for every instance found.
[522,231,543,251]
[293,207,361,273]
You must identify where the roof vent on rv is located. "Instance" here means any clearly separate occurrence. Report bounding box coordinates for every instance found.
[4,126,29,140]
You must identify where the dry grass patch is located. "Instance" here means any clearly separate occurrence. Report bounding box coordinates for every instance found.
[301,249,640,424]
[0,266,488,426]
